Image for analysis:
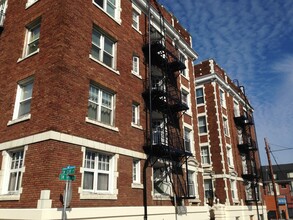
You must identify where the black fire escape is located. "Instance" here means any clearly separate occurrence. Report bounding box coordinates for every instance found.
[142,1,194,206]
[234,87,260,203]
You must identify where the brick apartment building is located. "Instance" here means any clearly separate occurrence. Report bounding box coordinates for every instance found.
[194,59,267,220]
[262,163,293,219]
[0,0,266,220]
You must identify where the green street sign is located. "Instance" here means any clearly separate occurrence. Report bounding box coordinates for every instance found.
[59,166,76,181]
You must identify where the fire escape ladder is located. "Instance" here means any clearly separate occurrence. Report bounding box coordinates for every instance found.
[142,0,192,201]
[234,85,260,203]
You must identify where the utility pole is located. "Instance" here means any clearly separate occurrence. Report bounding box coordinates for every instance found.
[264,138,281,220]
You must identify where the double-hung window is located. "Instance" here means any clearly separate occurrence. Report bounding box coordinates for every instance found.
[0,0,7,27]
[12,77,34,121]
[132,103,140,126]
[187,171,196,197]
[220,89,226,108]
[233,101,240,117]
[132,159,140,184]
[201,146,210,165]
[91,27,116,69]
[132,10,139,30]
[83,150,113,193]
[132,56,139,76]
[179,52,187,77]
[223,117,229,136]
[204,179,213,199]
[184,127,191,152]
[153,162,171,196]
[227,145,234,167]
[93,0,119,20]
[230,179,238,200]
[196,88,204,105]
[181,89,190,111]
[24,19,41,57]
[88,84,114,126]
[198,116,207,134]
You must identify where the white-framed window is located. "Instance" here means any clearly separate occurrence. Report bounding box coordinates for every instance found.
[132,10,139,30]
[223,117,229,136]
[184,127,192,152]
[220,89,226,108]
[196,87,204,105]
[0,0,8,27]
[179,52,188,77]
[188,170,197,197]
[198,116,207,134]
[92,0,121,21]
[12,77,34,121]
[237,129,243,144]
[132,55,139,76]
[241,156,248,174]
[153,162,171,196]
[181,89,190,112]
[230,179,238,200]
[287,172,293,178]
[88,84,115,126]
[132,159,140,184]
[245,182,253,200]
[82,150,113,193]
[204,179,213,199]
[227,145,234,168]
[201,146,210,165]
[0,148,25,197]
[131,102,140,126]
[233,100,240,117]
[23,19,41,57]
[91,26,116,69]
[26,0,38,8]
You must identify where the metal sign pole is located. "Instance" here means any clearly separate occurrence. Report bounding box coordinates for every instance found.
[62,180,69,220]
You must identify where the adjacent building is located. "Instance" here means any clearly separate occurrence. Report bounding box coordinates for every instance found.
[262,163,293,219]
[0,0,266,219]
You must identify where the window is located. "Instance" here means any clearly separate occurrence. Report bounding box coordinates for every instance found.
[91,27,116,69]
[188,171,196,197]
[153,162,171,196]
[83,150,113,193]
[152,120,167,145]
[237,129,243,144]
[93,0,119,20]
[204,179,213,199]
[242,156,248,174]
[233,101,240,117]
[223,117,229,136]
[23,19,41,57]
[181,89,190,111]
[231,179,238,200]
[184,127,191,152]
[26,0,38,8]
[220,89,226,108]
[201,146,210,165]
[179,52,187,77]
[0,0,7,27]
[196,88,204,105]
[132,159,140,184]
[245,183,253,200]
[12,77,34,120]
[287,172,293,178]
[88,84,114,126]
[1,148,25,195]
[132,10,139,30]
[132,56,139,75]
[198,116,207,134]
[131,103,140,126]
[227,146,233,167]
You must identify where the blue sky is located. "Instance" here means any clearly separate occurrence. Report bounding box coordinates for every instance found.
[158,0,293,165]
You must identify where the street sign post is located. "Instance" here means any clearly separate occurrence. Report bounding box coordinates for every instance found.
[59,166,76,220]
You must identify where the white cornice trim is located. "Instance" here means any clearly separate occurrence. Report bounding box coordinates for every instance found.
[195,73,254,111]
[132,0,198,60]
[0,131,147,160]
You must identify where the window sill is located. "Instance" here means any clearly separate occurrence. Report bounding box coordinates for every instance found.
[196,103,205,107]
[189,198,201,203]
[80,193,117,200]
[233,199,240,204]
[153,195,172,201]
[202,164,212,168]
[132,26,142,35]
[0,194,20,201]
[184,111,192,117]
[131,71,142,79]
[7,114,31,126]
[131,183,144,189]
[199,132,208,136]
[92,2,122,25]
[17,49,39,63]
[25,0,39,9]
[131,123,143,130]
[181,73,190,81]
[86,117,119,132]
[89,55,120,76]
